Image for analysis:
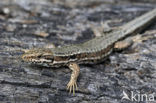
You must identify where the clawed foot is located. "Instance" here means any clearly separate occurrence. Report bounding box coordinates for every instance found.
[67,80,78,95]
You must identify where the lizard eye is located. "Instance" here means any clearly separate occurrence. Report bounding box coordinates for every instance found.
[37,55,42,58]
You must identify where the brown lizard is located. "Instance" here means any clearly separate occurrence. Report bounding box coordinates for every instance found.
[22,8,156,95]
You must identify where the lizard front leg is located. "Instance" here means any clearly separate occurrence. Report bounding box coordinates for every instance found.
[67,62,80,95]
[44,44,80,95]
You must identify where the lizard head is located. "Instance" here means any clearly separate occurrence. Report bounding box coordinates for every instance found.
[21,48,54,66]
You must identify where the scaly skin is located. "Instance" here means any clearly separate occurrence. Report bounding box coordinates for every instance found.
[22,8,156,94]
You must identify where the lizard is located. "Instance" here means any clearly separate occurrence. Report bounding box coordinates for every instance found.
[21,8,156,95]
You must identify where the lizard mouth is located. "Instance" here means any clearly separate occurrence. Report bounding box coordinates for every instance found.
[21,54,38,63]
[22,54,52,64]
[21,54,29,62]
[21,48,54,63]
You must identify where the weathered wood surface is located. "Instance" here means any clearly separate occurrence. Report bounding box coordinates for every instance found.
[0,0,156,103]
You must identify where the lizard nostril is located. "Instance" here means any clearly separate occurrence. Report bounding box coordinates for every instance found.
[22,55,25,59]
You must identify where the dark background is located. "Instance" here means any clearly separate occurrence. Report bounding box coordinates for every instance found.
[0,0,156,103]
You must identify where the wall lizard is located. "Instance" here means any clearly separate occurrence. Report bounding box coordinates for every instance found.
[22,8,156,95]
